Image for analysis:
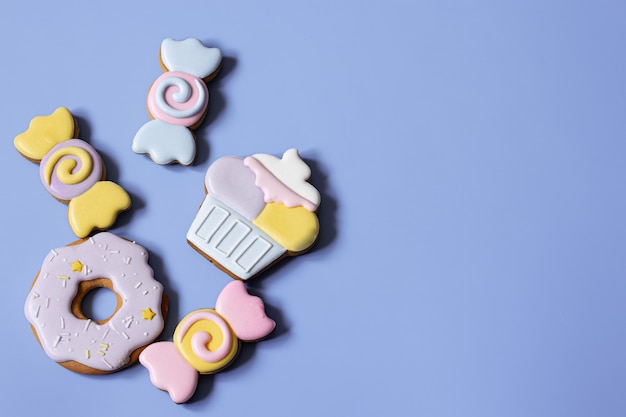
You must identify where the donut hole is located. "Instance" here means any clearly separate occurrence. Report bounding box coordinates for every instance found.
[71,278,122,324]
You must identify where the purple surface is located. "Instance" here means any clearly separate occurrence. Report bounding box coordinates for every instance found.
[1,1,626,416]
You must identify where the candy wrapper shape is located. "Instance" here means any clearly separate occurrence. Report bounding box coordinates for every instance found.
[132,38,222,165]
[14,107,131,238]
[139,280,275,403]
[187,148,321,280]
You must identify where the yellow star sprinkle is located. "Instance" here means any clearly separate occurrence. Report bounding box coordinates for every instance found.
[71,260,84,272]
[142,308,156,321]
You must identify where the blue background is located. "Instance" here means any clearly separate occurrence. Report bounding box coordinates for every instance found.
[1,1,625,416]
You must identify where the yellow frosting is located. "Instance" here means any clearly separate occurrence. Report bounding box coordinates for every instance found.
[14,107,76,161]
[253,202,319,253]
[174,309,239,374]
[67,181,131,237]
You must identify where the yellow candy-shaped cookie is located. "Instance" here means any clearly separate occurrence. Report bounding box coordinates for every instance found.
[15,107,131,237]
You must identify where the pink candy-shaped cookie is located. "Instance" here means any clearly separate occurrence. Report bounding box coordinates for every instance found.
[139,280,275,403]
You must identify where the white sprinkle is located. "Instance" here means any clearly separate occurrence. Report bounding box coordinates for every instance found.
[134,282,142,289]
[32,292,40,299]
[102,358,113,369]
[45,298,50,308]
[107,321,119,334]
[122,332,129,340]
[89,237,95,244]
[110,250,120,254]
[62,280,67,288]
[143,332,148,337]
[34,305,40,318]
[123,257,131,264]
[122,316,134,328]
[84,319,92,331]
[142,290,149,295]
[68,348,73,353]
[102,329,110,340]
[53,336,61,348]
[60,316,65,329]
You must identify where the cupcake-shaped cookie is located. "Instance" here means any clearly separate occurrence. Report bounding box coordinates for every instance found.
[187,149,320,280]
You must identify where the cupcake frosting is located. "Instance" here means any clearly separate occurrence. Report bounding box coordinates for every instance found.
[203,149,320,252]
[205,156,266,220]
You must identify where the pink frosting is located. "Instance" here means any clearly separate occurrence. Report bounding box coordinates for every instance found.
[147,71,208,127]
[139,281,274,403]
[215,281,275,341]
[39,139,103,201]
[139,341,199,404]
[243,156,317,211]
[205,156,266,220]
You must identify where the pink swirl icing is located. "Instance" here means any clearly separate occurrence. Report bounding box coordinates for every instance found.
[39,139,103,201]
[147,71,208,127]
[176,310,232,363]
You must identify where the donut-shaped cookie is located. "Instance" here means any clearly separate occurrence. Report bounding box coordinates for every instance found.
[24,232,167,374]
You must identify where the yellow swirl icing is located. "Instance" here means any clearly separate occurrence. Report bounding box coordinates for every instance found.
[43,146,93,186]
[173,309,239,374]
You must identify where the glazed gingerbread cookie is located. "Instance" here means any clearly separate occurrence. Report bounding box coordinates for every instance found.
[14,107,131,238]
[187,148,321,280]
[140,280,274,403]
[132,38,223,165]
[24,232,168,374]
